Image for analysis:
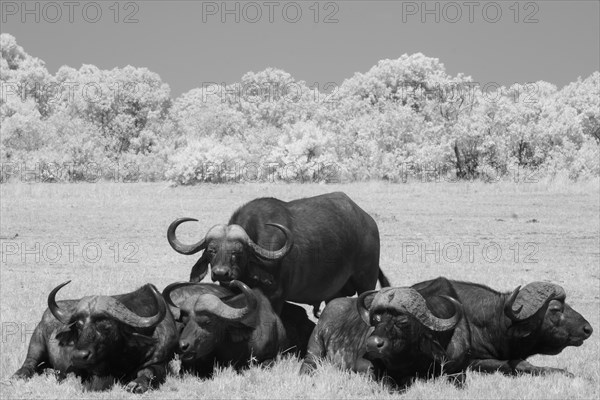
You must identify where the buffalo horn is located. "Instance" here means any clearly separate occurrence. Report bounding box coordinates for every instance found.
[372,288,462,332]
[167,218,207,255]
[162,281,199,309]
[98,285,166,328]
[194,280,257,321]
[48,280,72,324]
[504,286,523,321]
[244,223,293,260]
[505,282,566,321]
[357,290,378,325]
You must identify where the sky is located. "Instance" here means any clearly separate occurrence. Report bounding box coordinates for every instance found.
[1,0,599,97]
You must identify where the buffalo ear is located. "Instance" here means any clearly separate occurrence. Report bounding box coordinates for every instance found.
[228,325,254,343]
[507,323,534,339]
[419,332,447,360]
[56,323,76,346]
[127,332,157,347]
[247,264,276,287]
[190,255,209,282]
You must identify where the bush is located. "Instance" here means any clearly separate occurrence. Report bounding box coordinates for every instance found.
[166,137,251,185]
[2,33,599,185]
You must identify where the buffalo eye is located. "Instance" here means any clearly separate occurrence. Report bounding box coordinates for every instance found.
[371,314,382,324]
[95,319,113,333]
[393,315,409,327]
[179,310,189,322]
[548,301,564,314]
[75,320,85,329]
[196,315,212,327]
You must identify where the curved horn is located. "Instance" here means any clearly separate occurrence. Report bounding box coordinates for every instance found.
[167,217,207,255]
[504,286,523,321]
[246,223,293,260]
[195,280,257,321]
[228,280,258,315]
[438,295,463,327]
[357,290,378,325]
[98,285,166,329]
[48,280,72,324]
[190,253,210,282]
[406,291,462,332]
[371,288,461,332]
[162,281,199,309]
[505,282,566,321]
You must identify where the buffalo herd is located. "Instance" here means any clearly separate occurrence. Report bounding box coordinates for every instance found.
[13,192,593,393]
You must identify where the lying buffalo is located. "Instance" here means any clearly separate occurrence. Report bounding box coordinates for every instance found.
[300,287,469,388]
[413,277,593,376]
[12,281,177,393]
[167,192,389,315]
[163,280,314,376]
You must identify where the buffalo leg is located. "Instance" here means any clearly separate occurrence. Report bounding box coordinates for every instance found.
[299,353,319,375]
[469,359,573,377]
[12,325,47,379]
[125,364,167,394]
[299,327,324,375]
[512,360,573,377]
[469,359,514,375]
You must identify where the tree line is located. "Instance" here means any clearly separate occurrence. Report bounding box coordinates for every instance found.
[1,33,598,183]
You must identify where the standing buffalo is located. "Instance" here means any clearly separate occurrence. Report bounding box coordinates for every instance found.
[12,281,177,393]
[413,277,594,376]
[167,192,389,315]
[163,280,314,376]
[300,287,469,388]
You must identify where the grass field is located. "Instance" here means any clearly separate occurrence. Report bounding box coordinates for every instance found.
[1,180,599,399]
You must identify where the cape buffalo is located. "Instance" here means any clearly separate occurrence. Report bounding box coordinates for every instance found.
[413,277,593,376]
[163,280,314,376]
[299,287,469,388]
[167,192,390,316]
[12,281,177,393]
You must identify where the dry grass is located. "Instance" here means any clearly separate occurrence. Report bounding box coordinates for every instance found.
[1,180,599,399]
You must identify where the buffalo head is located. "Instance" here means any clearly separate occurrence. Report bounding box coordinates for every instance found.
[357,287,462,364]
[167,218,293,283]
[48,281,166,375]
[504,282,593,354]
[163,280,258,362]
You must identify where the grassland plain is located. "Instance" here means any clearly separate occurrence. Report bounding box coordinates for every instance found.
[0,180,598,399]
